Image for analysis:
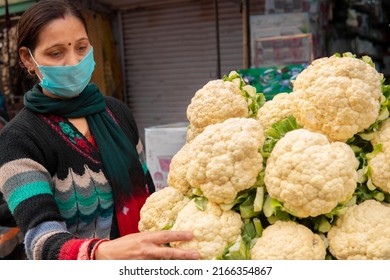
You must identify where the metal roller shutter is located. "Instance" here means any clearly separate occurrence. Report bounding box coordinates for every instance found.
[120,0,243,141]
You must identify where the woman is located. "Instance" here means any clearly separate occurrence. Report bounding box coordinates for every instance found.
[0,0,199,260]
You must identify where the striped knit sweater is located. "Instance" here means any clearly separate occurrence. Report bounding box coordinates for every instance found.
[0,96,152,260]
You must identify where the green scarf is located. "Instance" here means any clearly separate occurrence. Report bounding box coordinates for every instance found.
[23,83,147,205]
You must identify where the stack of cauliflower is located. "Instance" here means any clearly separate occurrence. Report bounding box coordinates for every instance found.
[139,53,390,260]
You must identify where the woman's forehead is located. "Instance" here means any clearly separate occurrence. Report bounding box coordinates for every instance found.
[35,14,88,49]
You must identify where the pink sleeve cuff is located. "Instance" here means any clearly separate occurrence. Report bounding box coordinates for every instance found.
[59,238,108,260]
[89,239,109,260]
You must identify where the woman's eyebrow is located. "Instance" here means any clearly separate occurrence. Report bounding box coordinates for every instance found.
[45,38,89,49]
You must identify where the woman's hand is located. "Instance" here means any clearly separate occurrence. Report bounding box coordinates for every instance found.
[94,231,200,260]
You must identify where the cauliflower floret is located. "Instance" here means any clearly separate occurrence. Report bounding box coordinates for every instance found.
[186,117,264,205]
[250,220,326,260]
[186,125,204,143]
[264,129,359,218]
[138,186,190,231]
[256,92,294,129]
[367,118,390,193]
[292,55,382,142]
[328,199,390,260]
[367,150,390,194]
[167,143,192,195]
[371,118,390,151]
[186,80,249,132]
[170,199,243,260]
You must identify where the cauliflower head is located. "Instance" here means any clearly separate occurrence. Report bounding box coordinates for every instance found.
[368,150,390,194]
[138,186,190,231]
[264,129,359,218]
[167,143,192,195]
[256,92,294,129]
[367,118,390,193]
[186,80,249,131]
[370,118,390,151]
[250,220,326,260]
[186,117,265,205]
[328,199,390,260]
[292,55,382,142]
[170,199,243,260]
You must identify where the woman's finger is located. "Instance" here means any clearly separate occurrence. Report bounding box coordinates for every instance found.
[144,231,194,244]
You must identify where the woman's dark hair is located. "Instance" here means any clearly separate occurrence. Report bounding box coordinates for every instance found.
[17,0,88,52]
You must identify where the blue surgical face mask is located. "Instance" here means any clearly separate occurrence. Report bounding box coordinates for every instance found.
[28,47,96,98]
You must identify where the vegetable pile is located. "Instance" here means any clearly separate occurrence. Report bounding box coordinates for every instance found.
[138,52,390,260]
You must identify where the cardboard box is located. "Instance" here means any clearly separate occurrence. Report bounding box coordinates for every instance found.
[250,13,310,67]
[265,0,327,14]
[253,33,314,68]
[145,122,188,191]
[265,0,305,14]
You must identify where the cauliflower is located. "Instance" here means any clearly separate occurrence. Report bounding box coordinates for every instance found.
[141,55,390,260]
[185,71,265,143]
[370,118,390,151]
[368,152,390,194]
[167,143,192,195]
[186,79,249,137]
[363,118,390,194]
[170,199,243,260]
[186,125,203,143]
[250,220,326,260]
[186,117,264,205]
[328,199,390,259]
[138,186,190,231]
[291,55,382,142]
[256,92,294,129]
[264,128,359,218]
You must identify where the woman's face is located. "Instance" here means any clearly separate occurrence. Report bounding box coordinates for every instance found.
[20,14,91,96]
[31,14,90,66]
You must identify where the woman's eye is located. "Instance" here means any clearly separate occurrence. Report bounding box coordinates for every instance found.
[78,45,88,52]
[50,51,62,58]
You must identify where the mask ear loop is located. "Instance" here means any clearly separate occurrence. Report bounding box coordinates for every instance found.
[27,49,42,81]
[27,49,39,65]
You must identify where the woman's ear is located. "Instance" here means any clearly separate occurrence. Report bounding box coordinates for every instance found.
[19,46,34,70]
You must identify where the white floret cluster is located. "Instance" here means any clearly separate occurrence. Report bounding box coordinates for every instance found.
[139,53,390,260]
